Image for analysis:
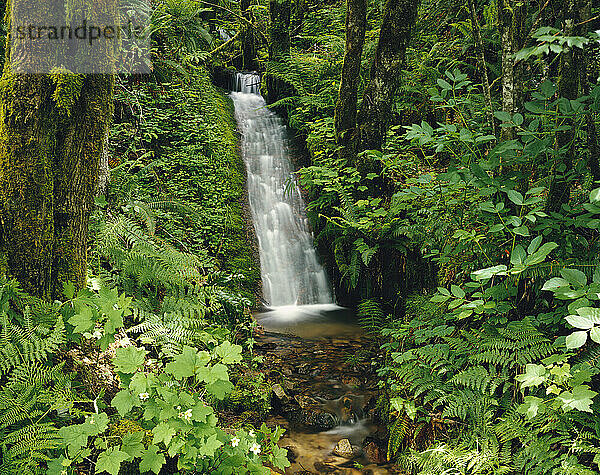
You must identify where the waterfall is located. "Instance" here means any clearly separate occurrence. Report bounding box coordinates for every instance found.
[230,72,333,307]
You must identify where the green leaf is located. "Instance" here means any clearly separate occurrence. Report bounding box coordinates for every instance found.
[471,265,507,281]
[450,285,465,299]
[199,363,229,384]
[558,385,597,412]
[112,390,138,417]
[215,341,243,365]
[270,444,292,470]
[518,396,545,420]
[590,187,600,203]
[527,235,542,254]
[590,327,600,344]
[121,432,145,460]
[96,448,129,475]
[494,111,511,122]
[566,331,588,349]
[524,242,558,266]
[198,434,223,457]
[206,379,234,400]
[113,346,147,374]
[164,346,210,379]
[139,446,166,474]
[437,79,452,90]
[68,306,95,334]
[63,281,76,300]
[540,80,557,99]
[565,314,594,330]
[507,190,524,205]
[510,245,526,265]
[57,426,89,458]
[560,268,587,288]
[152,422,176,447]
[513,225,530,236]
[516,364,546,388]
[542,277,570,291]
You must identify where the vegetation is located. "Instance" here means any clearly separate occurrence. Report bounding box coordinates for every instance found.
[1,0,600,473]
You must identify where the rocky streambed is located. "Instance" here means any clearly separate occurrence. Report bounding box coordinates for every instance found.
[252,323,401,475]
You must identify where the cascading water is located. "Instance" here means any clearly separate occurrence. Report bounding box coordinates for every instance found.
[230,72,333,308]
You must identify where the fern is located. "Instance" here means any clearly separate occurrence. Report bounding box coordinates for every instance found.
[0,277,73,474]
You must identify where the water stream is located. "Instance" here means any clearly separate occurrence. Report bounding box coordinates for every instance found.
[229,73,389,473]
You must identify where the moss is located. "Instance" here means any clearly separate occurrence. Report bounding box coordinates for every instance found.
[226,372,272,418]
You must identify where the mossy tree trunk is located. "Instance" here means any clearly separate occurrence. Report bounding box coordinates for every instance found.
[468,0,495,137]
[498,0,528,141]
[269,0,291,61]
[334,0,366,163]
[545,0,582,212]
[356,0,418,157]
[0,0,115,299]
[240,0,258,71]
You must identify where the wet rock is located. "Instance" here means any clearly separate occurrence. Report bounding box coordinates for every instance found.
[314,461,339,473]
[272,383,288,402]
[333,439,353,458]
[364,441,386,464]
[282,444,299,462]
[296,395,320,409]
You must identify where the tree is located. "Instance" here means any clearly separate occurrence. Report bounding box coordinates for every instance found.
[545,0,582,212]
[269,0,292,61]
[240,0,259,70]
[0,0,115,299]
[356,0,419,156]
[497,0,528,141]
[334,0,367,163]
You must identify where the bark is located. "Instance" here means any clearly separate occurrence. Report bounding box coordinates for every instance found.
[333,0,367,163]
[546,0,579,213]
[269,0,292,61]
[468,0,495,137]
[240,0,258,71]
[0,0,115,299]
[577,0,600,182]
[498,0,528,141]
[356,0,418,156]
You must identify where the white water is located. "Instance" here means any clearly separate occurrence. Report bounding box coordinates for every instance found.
[230,72,333,307]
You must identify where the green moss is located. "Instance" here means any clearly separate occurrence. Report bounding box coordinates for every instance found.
[226,372,272,418]
[108,68,260,301]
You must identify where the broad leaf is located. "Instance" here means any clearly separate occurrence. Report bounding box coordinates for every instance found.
[139,445,166,474]
[566,331,588,349]
[113,347,147,374]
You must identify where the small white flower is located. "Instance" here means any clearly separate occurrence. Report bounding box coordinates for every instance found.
[248,429,255,437]
[88,415,95,425]
[92,329,103,340]
[178,408,193,422]
[139,392,150,401]
[231,437,240,447]
[249,442,261,455]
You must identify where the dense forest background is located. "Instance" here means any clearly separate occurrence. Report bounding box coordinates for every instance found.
[1,0,600,473]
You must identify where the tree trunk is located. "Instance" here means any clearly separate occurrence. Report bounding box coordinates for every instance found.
[577,0,600,182]
[269,0,291,61]
[0,0,115,299]
[468,0,495,137]
[334,0,367,163]
[240,0,258,71]
[546,0,579,213]
[498,0,528,141]
[356,0,418,156]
